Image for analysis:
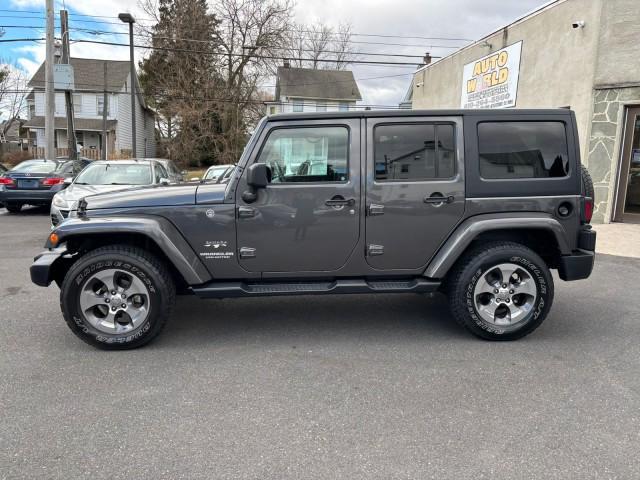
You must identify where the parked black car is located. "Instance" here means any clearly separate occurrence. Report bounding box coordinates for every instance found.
[0,157,91,213]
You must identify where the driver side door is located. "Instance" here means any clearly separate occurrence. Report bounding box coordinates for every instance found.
[235,119,361,274]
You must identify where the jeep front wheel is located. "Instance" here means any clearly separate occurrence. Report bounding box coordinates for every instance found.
[447,242,554,341]
[60,245,176,349]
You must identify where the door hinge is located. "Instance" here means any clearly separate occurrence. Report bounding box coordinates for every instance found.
[367,244,384,256]
[239,247,256,259]
[368,204,384,216]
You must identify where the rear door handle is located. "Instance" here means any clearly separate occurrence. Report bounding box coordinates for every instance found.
[423,195,455,205]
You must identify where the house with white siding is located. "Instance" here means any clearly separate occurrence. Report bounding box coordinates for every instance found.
[24,58,155,158]
[265,65,362,115]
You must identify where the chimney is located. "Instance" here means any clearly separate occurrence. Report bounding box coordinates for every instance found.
[422,52,432,66]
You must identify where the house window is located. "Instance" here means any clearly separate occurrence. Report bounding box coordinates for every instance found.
[316,104,327,112]
[269,106,276,115]
[97,96,109,116]
[73,94,82,115]
[29,103,35,119]
[292,101,303,112]
[339,103,349,112]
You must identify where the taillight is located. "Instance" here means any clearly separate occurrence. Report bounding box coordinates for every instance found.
[42,177,65,186]
[0,176,15,186]
[581,197,593,224]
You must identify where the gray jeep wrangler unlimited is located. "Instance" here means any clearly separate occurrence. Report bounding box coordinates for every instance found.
[31,109,596,349]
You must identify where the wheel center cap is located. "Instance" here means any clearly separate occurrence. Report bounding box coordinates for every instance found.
[496,288,511,303]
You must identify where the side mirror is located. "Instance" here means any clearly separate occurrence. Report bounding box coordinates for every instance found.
[63,177,74,185]
[246,163,271,189]
[159,178,170,186]
[242,163,271,203]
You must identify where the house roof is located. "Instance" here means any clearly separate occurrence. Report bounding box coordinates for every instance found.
[275,67,362,101]
[29,58,131,92]
[23,116,117,131]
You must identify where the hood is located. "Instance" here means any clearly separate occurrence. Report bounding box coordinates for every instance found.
[84,184,202,210]
[57,183,137,204]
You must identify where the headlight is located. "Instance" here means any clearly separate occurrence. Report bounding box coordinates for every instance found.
[52,195,68,208]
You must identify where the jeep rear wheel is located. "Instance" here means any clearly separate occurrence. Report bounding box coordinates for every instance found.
[60,245,176,349]
[447,242,554,341]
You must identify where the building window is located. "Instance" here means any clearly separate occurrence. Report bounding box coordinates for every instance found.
[292,101,303,113]
[269,106,276,115]
[28,103,35,119]
[374,123,456,181]
[478,122,569,179]
[316,104,327,112]
[73,94,82,115]
[97,96,109,116]
[257,126,349,183]
[339,103,349,111]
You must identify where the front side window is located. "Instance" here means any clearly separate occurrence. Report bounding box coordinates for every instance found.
[257,126,349,183]
[374,123,455,181]
[478,122,569,179]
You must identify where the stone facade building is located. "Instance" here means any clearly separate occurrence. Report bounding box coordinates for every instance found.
[409,0,640,223]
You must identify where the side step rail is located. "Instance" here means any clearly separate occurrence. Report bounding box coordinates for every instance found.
[192,278,440,299]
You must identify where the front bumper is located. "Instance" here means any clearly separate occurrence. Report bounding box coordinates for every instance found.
[0,188,56,205]
[30,247,68,287]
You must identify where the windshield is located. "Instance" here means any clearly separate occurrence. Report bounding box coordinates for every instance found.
[74,163,152,185]
[204,166,230,180]
[11,160,58,174]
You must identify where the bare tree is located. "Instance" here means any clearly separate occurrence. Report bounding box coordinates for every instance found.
[0,62,28,137]
[283,22,357,70]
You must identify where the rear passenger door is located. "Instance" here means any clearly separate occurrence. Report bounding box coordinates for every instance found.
[365,116,465,270]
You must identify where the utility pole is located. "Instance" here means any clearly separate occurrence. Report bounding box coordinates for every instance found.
[101,61,108,160]
[44,0,55,160]
[118,13,137,158]
[60,10,80,173]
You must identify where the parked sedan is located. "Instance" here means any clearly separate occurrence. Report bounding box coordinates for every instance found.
[202,164,235,183]
[148,158,185,183]
[0,159,67,213]
[50,159,170,227]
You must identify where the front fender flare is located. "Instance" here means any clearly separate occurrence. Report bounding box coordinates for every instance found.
[424,213,571,279]
[48,215,212,285]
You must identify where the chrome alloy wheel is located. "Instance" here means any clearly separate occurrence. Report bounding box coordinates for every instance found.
[473,263,538,326]
[79,269,150,334]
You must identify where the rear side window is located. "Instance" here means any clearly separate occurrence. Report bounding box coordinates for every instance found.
[478,122,569,179]
[374,123,455,181]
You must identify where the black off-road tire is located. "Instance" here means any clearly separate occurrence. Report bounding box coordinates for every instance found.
[581,164,594,199]
[447,242,554,341]
[5,202,22,213]
[60,245,176,350]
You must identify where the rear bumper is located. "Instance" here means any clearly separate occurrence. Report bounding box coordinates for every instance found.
[30,247,67,287]
[0,188,55,205]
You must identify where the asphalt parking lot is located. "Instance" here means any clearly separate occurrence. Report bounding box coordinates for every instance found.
[1,207,639,479]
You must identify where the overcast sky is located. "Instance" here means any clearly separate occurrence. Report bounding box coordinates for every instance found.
[3,0,550,107]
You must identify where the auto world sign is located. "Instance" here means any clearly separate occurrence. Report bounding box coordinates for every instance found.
[460,41,522,109]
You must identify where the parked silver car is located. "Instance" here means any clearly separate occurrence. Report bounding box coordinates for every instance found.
[50,159,171,227]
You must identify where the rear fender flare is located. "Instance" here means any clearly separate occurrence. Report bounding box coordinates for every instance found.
[424,213,570,279]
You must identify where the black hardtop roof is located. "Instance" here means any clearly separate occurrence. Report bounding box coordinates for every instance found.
[268,108,574,122]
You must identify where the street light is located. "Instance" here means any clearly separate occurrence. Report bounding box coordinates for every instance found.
[119,12,137,158]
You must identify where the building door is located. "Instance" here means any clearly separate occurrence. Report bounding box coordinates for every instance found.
[613,107,640,222]
[236,119,361,273]
[365,116,465,270]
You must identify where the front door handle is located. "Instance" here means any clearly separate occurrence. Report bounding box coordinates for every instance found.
[423,194,455,205]
[325,196,355,207]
